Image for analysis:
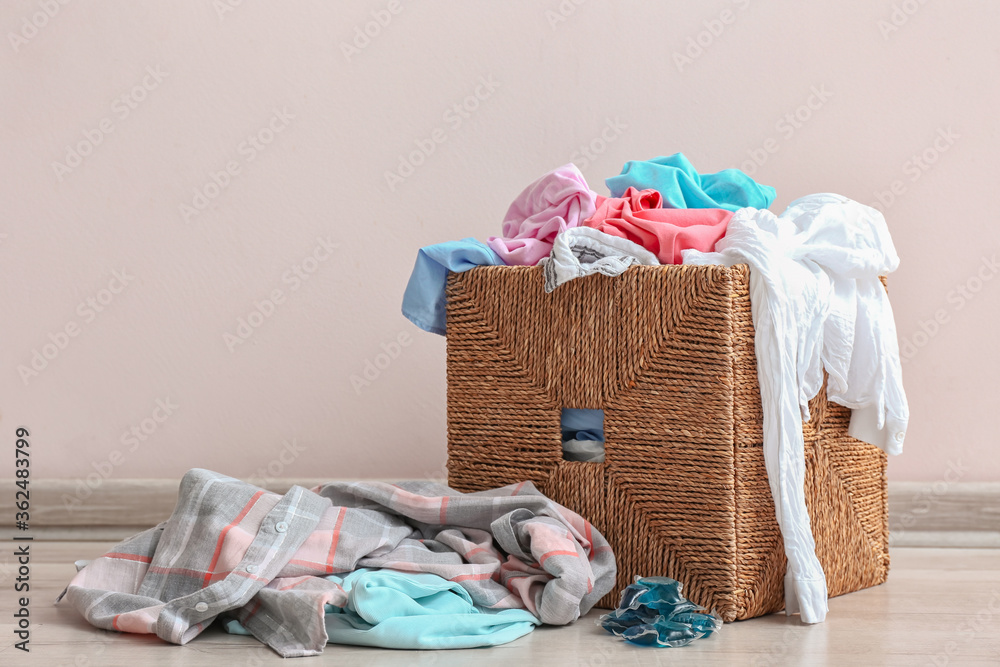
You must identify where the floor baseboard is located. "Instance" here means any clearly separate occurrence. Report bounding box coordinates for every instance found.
[887,481,1000,547]
[5,478,998,545]
[5,477,334,541]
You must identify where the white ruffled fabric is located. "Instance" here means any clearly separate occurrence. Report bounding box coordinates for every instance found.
[683,193,908,624]
[539,227,659,293]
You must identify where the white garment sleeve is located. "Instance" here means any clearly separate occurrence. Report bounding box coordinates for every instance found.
[848,405,905,456]
[685,246,830,623]
[749,271,829,624]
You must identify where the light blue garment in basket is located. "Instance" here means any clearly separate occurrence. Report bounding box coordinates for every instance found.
[401,238,505,336]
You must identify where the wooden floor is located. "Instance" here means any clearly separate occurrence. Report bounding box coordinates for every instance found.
[2,543,998,666]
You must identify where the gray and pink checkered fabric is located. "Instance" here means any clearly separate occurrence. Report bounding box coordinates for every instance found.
[59,468,616,657]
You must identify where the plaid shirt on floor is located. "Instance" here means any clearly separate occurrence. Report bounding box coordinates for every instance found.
[59,468,616,657]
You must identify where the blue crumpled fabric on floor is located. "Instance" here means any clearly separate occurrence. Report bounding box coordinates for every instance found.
[224,568,539,649]
[401,238,505,336]
[599,576,721,648]
[606,153,776,211]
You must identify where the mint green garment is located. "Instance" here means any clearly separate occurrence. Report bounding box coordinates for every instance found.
[223,568,539,649]
[324,569,539,648]
[606,153,776,211]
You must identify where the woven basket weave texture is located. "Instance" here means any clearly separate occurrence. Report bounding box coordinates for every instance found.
[444,264,889,620]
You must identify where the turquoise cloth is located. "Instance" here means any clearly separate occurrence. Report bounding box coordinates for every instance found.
[223,568,539,650]
[401,238,505,336]
[600,576,721,648]
[606,154,776,212]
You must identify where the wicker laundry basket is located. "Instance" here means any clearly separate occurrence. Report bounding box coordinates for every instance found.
[444,264,888,621]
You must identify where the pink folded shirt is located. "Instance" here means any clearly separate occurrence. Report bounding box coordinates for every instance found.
[488,164,598,266]
[583,187,732,264]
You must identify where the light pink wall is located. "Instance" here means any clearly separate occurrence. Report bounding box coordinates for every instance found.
[1,1,996,484]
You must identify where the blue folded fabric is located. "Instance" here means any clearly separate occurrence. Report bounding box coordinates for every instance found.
[561,408,605,441]
[224,568,539,650]
[564,430,603,442]
[324,569,539,649]
[560,408,606,461]
[402,238,505,336]
[606,154,776,212]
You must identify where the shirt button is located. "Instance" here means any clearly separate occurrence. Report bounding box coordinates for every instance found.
[894,432,905,442]
[275,521,288,533]
[194,602,209,612]
[246,564,258,573]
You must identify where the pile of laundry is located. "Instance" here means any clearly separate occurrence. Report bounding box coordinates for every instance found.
[402,153,776,335]
[402,153,909,625]
[59,468,616,657]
